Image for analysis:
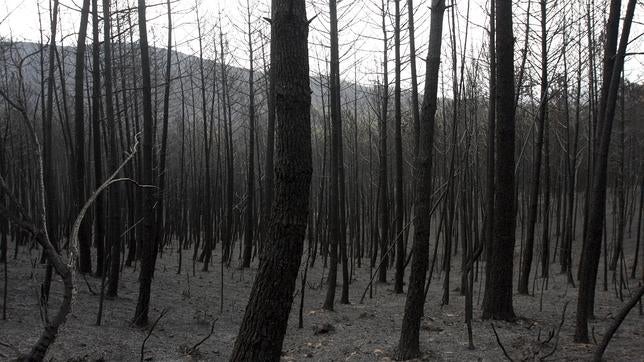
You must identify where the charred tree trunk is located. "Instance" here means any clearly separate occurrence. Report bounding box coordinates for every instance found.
[155,0,173,276]
[518,0,548,295]
[72,0,92,275]
[377,0,389,284]
[393,0,405,295]
[229,0,312,358]
[323,0,340,311]
[103,0,123,300]
[407,0,420,159]
[90,0,104,278]
[484,0,496,281]
[38,0,60,305]
[262,33,276,259]
[575,0,636,343]
[395,1,445,358]
[482,0,517,322]
[242,0,256,268]
[133,0,158,327]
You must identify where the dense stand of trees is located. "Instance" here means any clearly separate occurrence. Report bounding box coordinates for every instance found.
[0,0,642,360]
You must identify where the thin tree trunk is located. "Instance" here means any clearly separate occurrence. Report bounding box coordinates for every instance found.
[518,0,548,295]
[154,0,173,277]
[90,0,104,278]
[396,1,445,358]
[72,0,92,275]
[242,0,255,268]
[575,0,636,343]
[407,0,420,159]
[323,0,341,310]
[393,0,405,295]
[377,0,389,284]
[133,0,158,327]
[103,0,123,301]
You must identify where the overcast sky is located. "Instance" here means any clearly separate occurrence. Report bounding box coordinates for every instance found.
[1,0,643,89]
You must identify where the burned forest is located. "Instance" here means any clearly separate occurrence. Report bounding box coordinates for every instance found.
[0,0,643,360]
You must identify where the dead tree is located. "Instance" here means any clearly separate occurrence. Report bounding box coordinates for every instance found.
[377,0,390,284]
[90,0,104,278]
[72,0,92,275]
[393,0,405,295]
[133,0,159,328]
[407,0,420,158]
[195,3,213,271]
[323,0,343,311]
[484,0,496,293]
[575,0,637,343]
[41,0,60,302]
[482,0,517,322]
[155,0,173,274]
[229,0,312,358]
[518,0,548,295]
[395,0,446,359]
[242,0,256,268]
[0,73,139,361]
[102,0,123,301]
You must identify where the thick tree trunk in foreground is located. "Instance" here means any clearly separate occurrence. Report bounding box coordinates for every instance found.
[482,0,517,322]
[229,0,312,359]
[395,0,445,359]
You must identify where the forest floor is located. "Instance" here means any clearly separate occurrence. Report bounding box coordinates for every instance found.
[1,234,643,361]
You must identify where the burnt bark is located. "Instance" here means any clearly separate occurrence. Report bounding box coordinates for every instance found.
[575,0,636,343]
[72,0,92,275]
[393,0,405,295]
[395,1,445,358]
[518,0,548,295]
[103,0,122,300]
[377,0,389,284]
[229,0,312,359]
[132,0,158,327]
[323,0,343,311]
[242,0,255,268]
[482,0,517,322]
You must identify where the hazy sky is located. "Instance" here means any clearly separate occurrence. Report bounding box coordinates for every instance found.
[1,0,643,88]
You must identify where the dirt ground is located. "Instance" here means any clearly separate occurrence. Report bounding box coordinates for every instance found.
[0,236,642,361]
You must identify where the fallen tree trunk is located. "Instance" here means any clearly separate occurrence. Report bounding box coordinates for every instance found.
[593,285,644,361]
